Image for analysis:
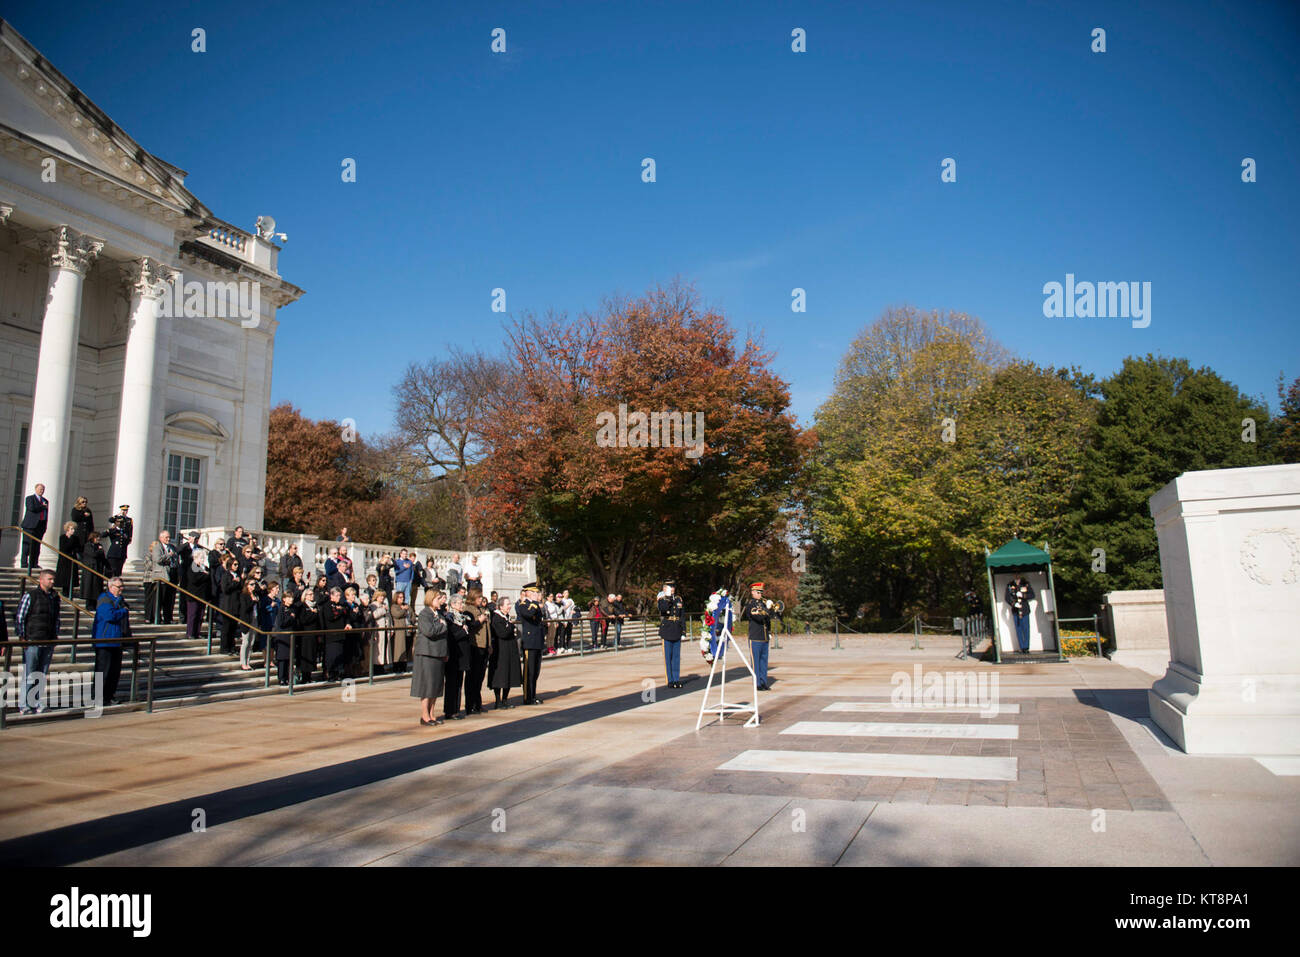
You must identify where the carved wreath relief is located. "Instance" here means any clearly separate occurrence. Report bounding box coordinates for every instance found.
[1239,528,1300,586]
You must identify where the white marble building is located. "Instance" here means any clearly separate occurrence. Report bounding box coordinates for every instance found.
[0,21,303,569]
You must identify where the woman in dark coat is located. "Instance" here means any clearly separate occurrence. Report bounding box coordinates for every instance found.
[376,554,395,596]
[70,497,93,591]
[186,558,211,640]
[81,532,109,606]
[442,594,473,720]
[71,497,94,550]
[56,521,78,597]
[219,557,244,656]
[411,590,448,725]
[488,597,522,709]
[236,578,260,670]
[296,590,323,683]
[272,591,299,685]
[465,595,491,714]
[322,587,350,681]
[343,586,367,676]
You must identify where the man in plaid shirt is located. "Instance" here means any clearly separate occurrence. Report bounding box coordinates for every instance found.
[15,568,61,714]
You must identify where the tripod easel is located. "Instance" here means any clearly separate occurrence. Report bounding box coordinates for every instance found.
[695,608,760,729]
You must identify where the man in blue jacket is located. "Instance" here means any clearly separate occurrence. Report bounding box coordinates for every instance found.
[92,576,131,707]
[394,549,414,605]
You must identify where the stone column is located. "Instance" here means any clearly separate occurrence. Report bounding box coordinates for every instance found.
[25,226,104,554]
[111,258,178,572]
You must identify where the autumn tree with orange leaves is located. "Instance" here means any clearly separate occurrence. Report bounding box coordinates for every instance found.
[264,403,420,544]
[472,282,810,599]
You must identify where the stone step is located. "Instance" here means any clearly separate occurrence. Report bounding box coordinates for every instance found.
[996,651,1067,664]
[2,670,413,725]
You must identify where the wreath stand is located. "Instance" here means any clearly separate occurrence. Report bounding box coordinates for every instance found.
[695,614,760,730]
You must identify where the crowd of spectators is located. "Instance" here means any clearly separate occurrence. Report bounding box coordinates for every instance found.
[9,517,666,715]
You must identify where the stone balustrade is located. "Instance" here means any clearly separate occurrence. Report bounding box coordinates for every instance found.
[204,225,247,254]
[194,218,281,273]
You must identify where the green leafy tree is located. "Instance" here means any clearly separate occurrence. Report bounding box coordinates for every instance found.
[942,362,1096,571]
[794,568,836,631]
[1055,355,1275,609]
[1276,374,1300,463]
[809,306,1008,619]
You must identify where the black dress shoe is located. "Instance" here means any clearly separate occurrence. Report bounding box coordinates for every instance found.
[452,713,466,720]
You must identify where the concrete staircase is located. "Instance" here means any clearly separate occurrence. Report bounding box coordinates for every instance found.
[0,567,406,726]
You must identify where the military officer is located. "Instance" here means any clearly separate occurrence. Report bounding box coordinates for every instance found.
[1005,575,1035,653]
[106,505,133,576]
[740,582,772,689]
[658,579,685,688]
[515,582,546,704]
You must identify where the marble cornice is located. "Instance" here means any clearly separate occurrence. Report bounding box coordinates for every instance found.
[0,24,207,218]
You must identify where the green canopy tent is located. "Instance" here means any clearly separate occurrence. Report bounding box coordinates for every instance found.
[984,538,1062,663]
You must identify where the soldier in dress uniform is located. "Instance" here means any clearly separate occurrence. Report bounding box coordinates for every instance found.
[515,582,546,705]
[106,505,133,576]
[658,579,685,688]
[740,582,772,690]
[1005,575,1035,653]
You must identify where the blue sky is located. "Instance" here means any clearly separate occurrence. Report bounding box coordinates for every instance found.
[12,0,1299,436]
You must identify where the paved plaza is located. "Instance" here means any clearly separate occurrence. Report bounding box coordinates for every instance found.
[0,637,1296,867]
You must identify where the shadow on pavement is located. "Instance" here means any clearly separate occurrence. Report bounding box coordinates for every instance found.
[0,669,752,866]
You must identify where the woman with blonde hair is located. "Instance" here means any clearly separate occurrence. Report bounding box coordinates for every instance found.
[70,496,94,553]
[411,589,449,726]
[70,496,94,594]
[370,588,392,674]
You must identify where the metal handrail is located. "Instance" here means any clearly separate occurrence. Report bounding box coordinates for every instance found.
[0,634,157,730]
[1,524,716,712]
[3,523,232,640]
[8,563,98,664]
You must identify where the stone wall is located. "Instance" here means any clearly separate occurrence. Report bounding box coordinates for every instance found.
[1104,589,1169,676]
